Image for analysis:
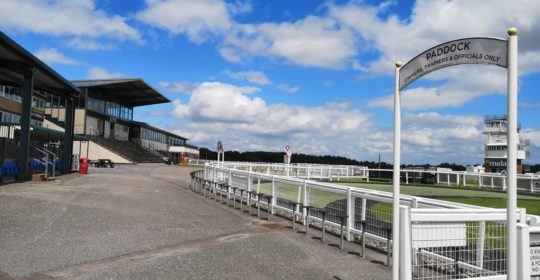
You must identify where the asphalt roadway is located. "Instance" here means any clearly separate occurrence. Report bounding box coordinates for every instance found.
[0,164,391,280]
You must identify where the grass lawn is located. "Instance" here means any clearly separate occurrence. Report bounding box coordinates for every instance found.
[337,182,540,215]
[256,183,345,208]
[255,180,540,216]
[256,181,522,250]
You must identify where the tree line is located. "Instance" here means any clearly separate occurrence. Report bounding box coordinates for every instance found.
[198,148,474,170]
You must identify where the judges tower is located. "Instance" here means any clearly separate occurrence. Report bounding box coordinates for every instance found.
[483,115,529,173]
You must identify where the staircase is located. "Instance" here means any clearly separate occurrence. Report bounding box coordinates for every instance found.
[85,128,164,163]
[43,108,166,164]
[29,145,58,181]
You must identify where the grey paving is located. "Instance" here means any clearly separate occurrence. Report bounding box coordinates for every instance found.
[0,164,391,280]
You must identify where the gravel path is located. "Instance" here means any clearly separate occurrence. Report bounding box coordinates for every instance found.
[0,164,391,280]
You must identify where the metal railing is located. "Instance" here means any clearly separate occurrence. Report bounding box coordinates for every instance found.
[0,124,16,139]
[191,160,540,194]
[31,145,56,179]
[85,126,164,163]
[190,162,540,280]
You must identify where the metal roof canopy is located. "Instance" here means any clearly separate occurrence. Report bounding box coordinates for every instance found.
[131,120,188,141]
[0,32,79,97]
[71,79,170,107]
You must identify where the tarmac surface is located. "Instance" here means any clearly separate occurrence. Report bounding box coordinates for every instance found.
[0,164,391,280]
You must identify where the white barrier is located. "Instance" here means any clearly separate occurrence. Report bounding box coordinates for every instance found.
[190,160,540,193]
[191,162,540,279]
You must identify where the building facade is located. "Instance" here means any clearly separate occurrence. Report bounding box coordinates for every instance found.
[70,79,198,163]
[0,32,79,181]
[131,121,199,164]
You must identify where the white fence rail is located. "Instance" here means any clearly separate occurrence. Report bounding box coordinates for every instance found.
[189,159,540,193]
[188,163,540,279]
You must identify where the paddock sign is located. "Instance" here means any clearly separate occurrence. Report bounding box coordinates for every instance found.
[399,38,508,90]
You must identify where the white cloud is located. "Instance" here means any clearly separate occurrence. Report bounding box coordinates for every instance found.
[221,16,357,68]
[65,37,117,51]
[34,48,79,65]
[137,0,232,43]
[521,102,540,108]
[0,0,141,47]
[170,82,262,123]
[277,83,300,93]
[225,70,271,85]
[404,112,483,128]
[87,67,126,79]
[330,0,540,76]
[165,80,493,164]
[134,0,540,74]
[160,81,198,94]
[399,112,485,162]
[352,60,368,72]
[522,129,540,148]
[367,66,507,110]
[227,0,253,15]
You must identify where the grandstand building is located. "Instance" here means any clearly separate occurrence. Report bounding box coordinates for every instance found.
[483,115,529,173]
[70,79,199,164]
[0,32,199,182]
[0,31,80,182]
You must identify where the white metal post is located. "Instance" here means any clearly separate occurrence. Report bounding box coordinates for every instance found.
[476,221,486,268]
[399,206,411,280]
[296,185,302,219]
[405,172,408,184]
[346,187,353,241]
[478,173,482,188]
[361,198,367,222]
[392,61,402,279]
[516,223,531,280]
[303,181,308,223]
[247,171,252,192]
[271,176,276,214]
[506,27,518,280]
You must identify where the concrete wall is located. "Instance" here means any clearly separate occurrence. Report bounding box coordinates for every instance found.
[73,140,131,164]
[57,108,66,122]
[74,109,85,134]
[169,146,199,155]
[43,119,64,131]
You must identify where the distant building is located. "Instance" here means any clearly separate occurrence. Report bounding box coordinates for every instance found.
[483,115,529,173]
[466,165,485,173]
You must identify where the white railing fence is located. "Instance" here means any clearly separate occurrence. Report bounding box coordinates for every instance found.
[399,208,523,280]
[188,163,540,279]
[189,159,540,193]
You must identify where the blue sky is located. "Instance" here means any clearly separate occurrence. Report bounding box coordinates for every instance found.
[1,0,539,165]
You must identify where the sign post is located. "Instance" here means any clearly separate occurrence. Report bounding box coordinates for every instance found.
[394,28,518,279]
[217,141,224,167]
[285,145,292,176]
[392,61,402,280]
[506,27,518,280]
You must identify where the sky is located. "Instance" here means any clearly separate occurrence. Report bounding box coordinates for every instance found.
[1,0,539,165]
